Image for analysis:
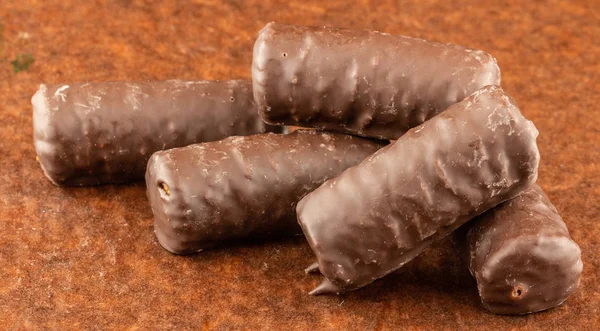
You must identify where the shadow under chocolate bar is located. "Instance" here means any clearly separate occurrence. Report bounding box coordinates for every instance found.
[252,22,501,140]
[146,130,386,254]
[297,85,540,295]
[461,184,582,315]
[32,80,281,186]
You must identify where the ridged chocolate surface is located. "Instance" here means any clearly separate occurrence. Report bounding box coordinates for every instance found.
[297,85,540,294]
[252,23,501,140]
[464,184,582,315]
[146,130,385,254]
[32,80,277,186]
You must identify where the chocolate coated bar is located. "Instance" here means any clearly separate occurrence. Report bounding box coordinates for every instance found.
[252,23,501,140]
[146,130,385,254]
[297,86,540,294]
[33,80,279,186]
[463,184,582,315]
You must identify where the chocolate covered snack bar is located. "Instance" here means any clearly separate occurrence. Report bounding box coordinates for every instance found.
[463,184,582,315]
[33,80,278,186]
[297,85,540,295]
[146,130,385,254]
[252,23,501,140]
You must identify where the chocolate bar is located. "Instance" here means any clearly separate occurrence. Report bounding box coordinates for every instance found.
[462,184,582,315]
[296,86,540,295]
[146,130,385,254]
[32,80,279,186]
[252,23,501,140]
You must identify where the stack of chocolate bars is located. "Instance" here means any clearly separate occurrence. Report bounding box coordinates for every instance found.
[32,23,582,315]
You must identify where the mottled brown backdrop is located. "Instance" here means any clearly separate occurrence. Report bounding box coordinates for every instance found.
[0,0,598,329]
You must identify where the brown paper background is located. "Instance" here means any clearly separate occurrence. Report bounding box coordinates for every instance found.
[0,0,598,329]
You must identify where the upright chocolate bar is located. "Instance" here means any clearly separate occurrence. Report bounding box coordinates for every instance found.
[146,130,385,254]
[297,86,540,294]
[462,184,582,315]
[33,80,279,186]
[252,23,500,140]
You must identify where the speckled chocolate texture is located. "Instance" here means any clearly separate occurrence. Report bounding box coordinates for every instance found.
[146,130,385,254]
[32,80,278,186]
[252,23,500,140]
[463,184,582,315]
[297,85,540,295]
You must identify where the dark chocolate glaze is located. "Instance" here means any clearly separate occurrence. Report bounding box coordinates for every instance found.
[296,85,540,294]
[146,130,385,254]
[252,23,501,140]
[463,184,582,315]
[32,80,280,186]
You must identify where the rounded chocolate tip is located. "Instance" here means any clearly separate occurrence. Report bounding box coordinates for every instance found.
[479,236,582,315]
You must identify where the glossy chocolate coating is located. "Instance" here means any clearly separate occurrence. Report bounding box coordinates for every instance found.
[146,130,385,254]
[252,23,501,140]
[32,80,279,186]
[463,184,582,315]
[297,85,540,294]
